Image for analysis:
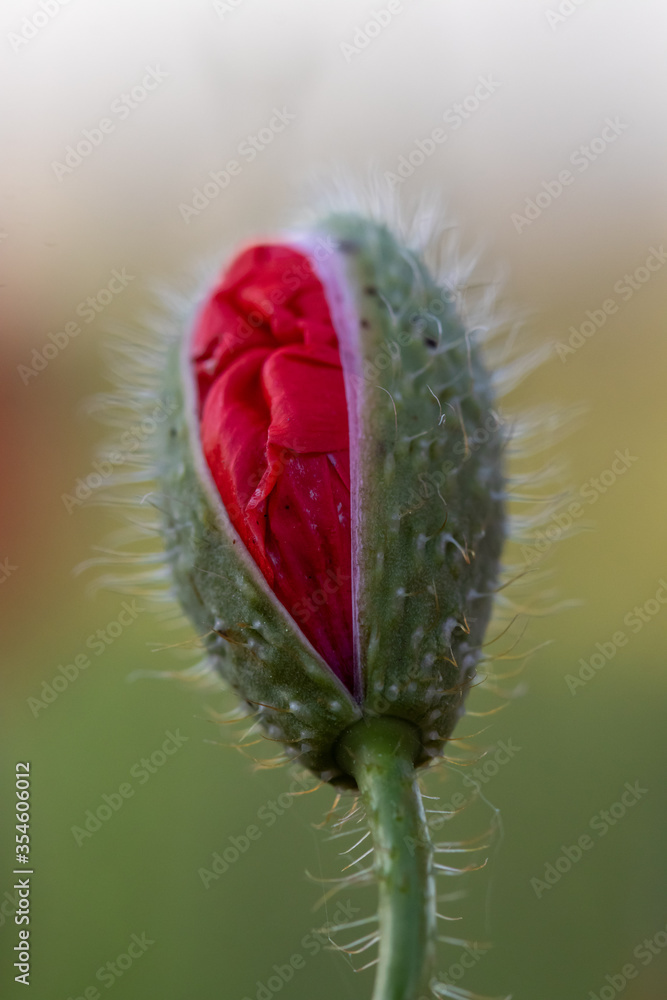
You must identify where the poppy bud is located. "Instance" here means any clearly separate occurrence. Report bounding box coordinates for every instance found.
[156,211,505,785]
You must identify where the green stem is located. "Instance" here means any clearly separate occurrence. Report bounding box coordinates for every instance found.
[335,717,435,1000]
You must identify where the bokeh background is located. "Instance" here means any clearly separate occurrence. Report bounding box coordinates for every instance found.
[2,2,666,998]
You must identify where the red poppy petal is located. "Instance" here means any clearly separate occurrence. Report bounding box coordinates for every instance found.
[262,346,349,454]
[192,243,353,689]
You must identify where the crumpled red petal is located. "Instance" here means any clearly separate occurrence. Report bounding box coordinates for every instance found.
[192,244,353,690]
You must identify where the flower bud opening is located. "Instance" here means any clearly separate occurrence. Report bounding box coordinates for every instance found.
[191,244,354,690]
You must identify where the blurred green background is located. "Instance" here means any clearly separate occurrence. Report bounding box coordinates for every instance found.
[2,2,666,999]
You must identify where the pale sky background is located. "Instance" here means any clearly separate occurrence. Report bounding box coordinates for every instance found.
[1,0,666,340]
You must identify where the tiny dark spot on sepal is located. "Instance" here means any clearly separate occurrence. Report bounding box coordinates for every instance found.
[363,285,378,296]
[424,337,438,349]
[360,319,370,329]
[337,240,360,254]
